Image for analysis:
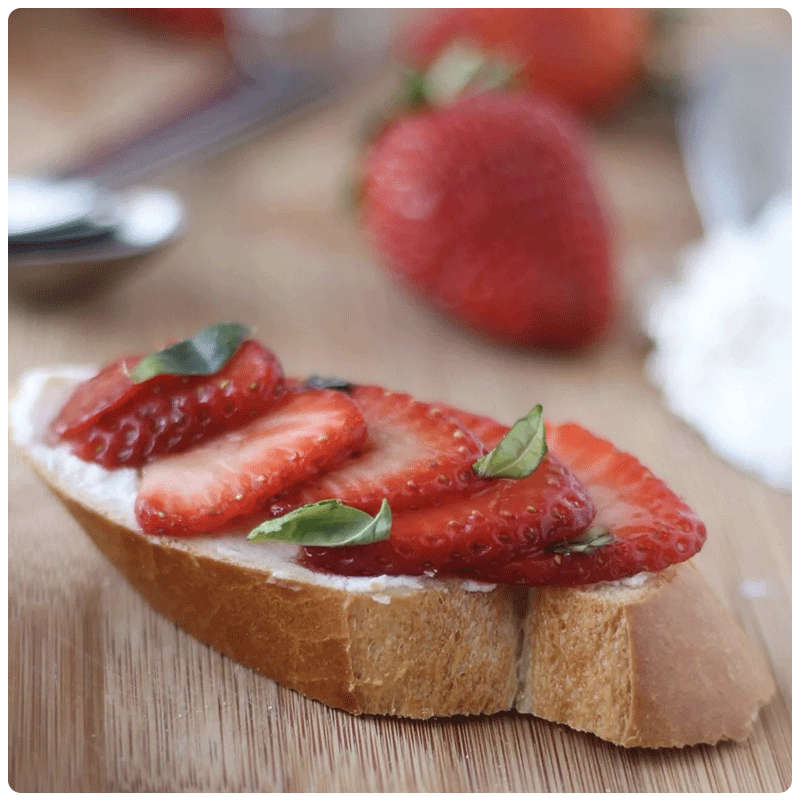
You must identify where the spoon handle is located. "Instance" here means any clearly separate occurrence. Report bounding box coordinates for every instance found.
[57,64,345,190]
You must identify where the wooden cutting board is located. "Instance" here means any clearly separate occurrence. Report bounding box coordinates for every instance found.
[8,9,790,792]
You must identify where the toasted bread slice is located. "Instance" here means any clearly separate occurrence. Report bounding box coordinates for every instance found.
[517,562,775,747]
[10,367,776,747]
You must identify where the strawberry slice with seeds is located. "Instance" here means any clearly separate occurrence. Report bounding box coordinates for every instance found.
[430,403,510,450]
[457,422,707,586]
[300,406,705,586]
[50,354,145,440]
[299,450,595,577]
[267,385,487,517]
[53,340,285,468]
[136,389,367,536]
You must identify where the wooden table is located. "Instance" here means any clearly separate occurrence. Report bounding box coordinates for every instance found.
[8,9,791,792]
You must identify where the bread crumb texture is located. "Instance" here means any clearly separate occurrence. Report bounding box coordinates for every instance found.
[345,585,521,717]
[517,565,775,747]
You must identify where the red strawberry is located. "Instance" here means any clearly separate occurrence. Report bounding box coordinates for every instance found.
[113,9,227,38]
[459,422,707,586]
[267,385,487,517]
[50,354,145,440]
[136,388,367,536]
[301,405,705,586]
[430,403,510,450]
[362,92,613,349]
[52,340,285,468]
[405,8,651,117]
[300,450,595,577]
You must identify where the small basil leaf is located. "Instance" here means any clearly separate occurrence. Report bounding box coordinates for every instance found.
[247,499,392,547]
[129,322,251,383]
[304,375,354,392]
[472,404,547,479]
[545,526,615,555]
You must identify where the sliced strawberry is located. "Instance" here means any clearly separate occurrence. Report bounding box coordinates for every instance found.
[300,450,595,577]
[300,407,705,586]
[430,403,510,449]
[50,354,144,440]
[53,340,285,468]
[135,389,367,536]
[266,385,487,517]
[456,422,707,586]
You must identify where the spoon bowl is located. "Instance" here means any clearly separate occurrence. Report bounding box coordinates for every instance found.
[9,9,396,303]
[8,184,186,303]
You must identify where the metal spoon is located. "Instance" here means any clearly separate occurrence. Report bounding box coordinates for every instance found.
[8,59,353,302]
[8,9,398,302]
[8,183,186,301]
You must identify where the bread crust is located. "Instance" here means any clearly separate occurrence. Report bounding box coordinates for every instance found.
[42,473,776,746]
[52,485,523,718]
[517,564,775,747]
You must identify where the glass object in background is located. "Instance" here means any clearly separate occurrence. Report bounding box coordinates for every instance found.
[225,9,403,83]
[645,27,791,491]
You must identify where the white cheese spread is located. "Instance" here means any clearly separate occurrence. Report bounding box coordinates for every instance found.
[10,366,498,599]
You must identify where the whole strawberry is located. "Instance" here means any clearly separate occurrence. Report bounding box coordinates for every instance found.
[361,89,614,349]
[405,8,651,118]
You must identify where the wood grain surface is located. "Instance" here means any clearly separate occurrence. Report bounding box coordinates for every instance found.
[8,9,791,792]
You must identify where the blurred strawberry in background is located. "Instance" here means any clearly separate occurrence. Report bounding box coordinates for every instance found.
[405,8,652,118]
[109,8,619,351]
[112,8,227,39]
[359,51,614,350]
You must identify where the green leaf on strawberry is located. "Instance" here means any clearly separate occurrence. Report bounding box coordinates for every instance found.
[423,43,520,104]
[129,322,251,383]
[545,525,615,555]
[472,404,546,479]
[359,44,520,150]
[304,375,355,392]
[248,499,392,547]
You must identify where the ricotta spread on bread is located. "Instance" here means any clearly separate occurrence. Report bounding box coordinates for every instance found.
[11,366,501,600]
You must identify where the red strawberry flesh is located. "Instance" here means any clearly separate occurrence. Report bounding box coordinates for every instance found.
[299,451,595,577]
[136,388,367,536]
[50,354,144,440]
[267,385,487,518]
[430,405,706,572]
[429,403,510,450]
[299,404,705,586]
[455,422,707,586]
[53,340,286,468]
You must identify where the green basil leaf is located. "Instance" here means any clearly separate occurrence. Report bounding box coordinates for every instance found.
[247,499,392,547]
[546,526,615,555]
[304,375,354,392]
[472,404,547,479]
[129,322,251,383]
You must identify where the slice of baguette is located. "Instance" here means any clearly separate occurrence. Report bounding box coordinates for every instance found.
[10,368,776,748]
